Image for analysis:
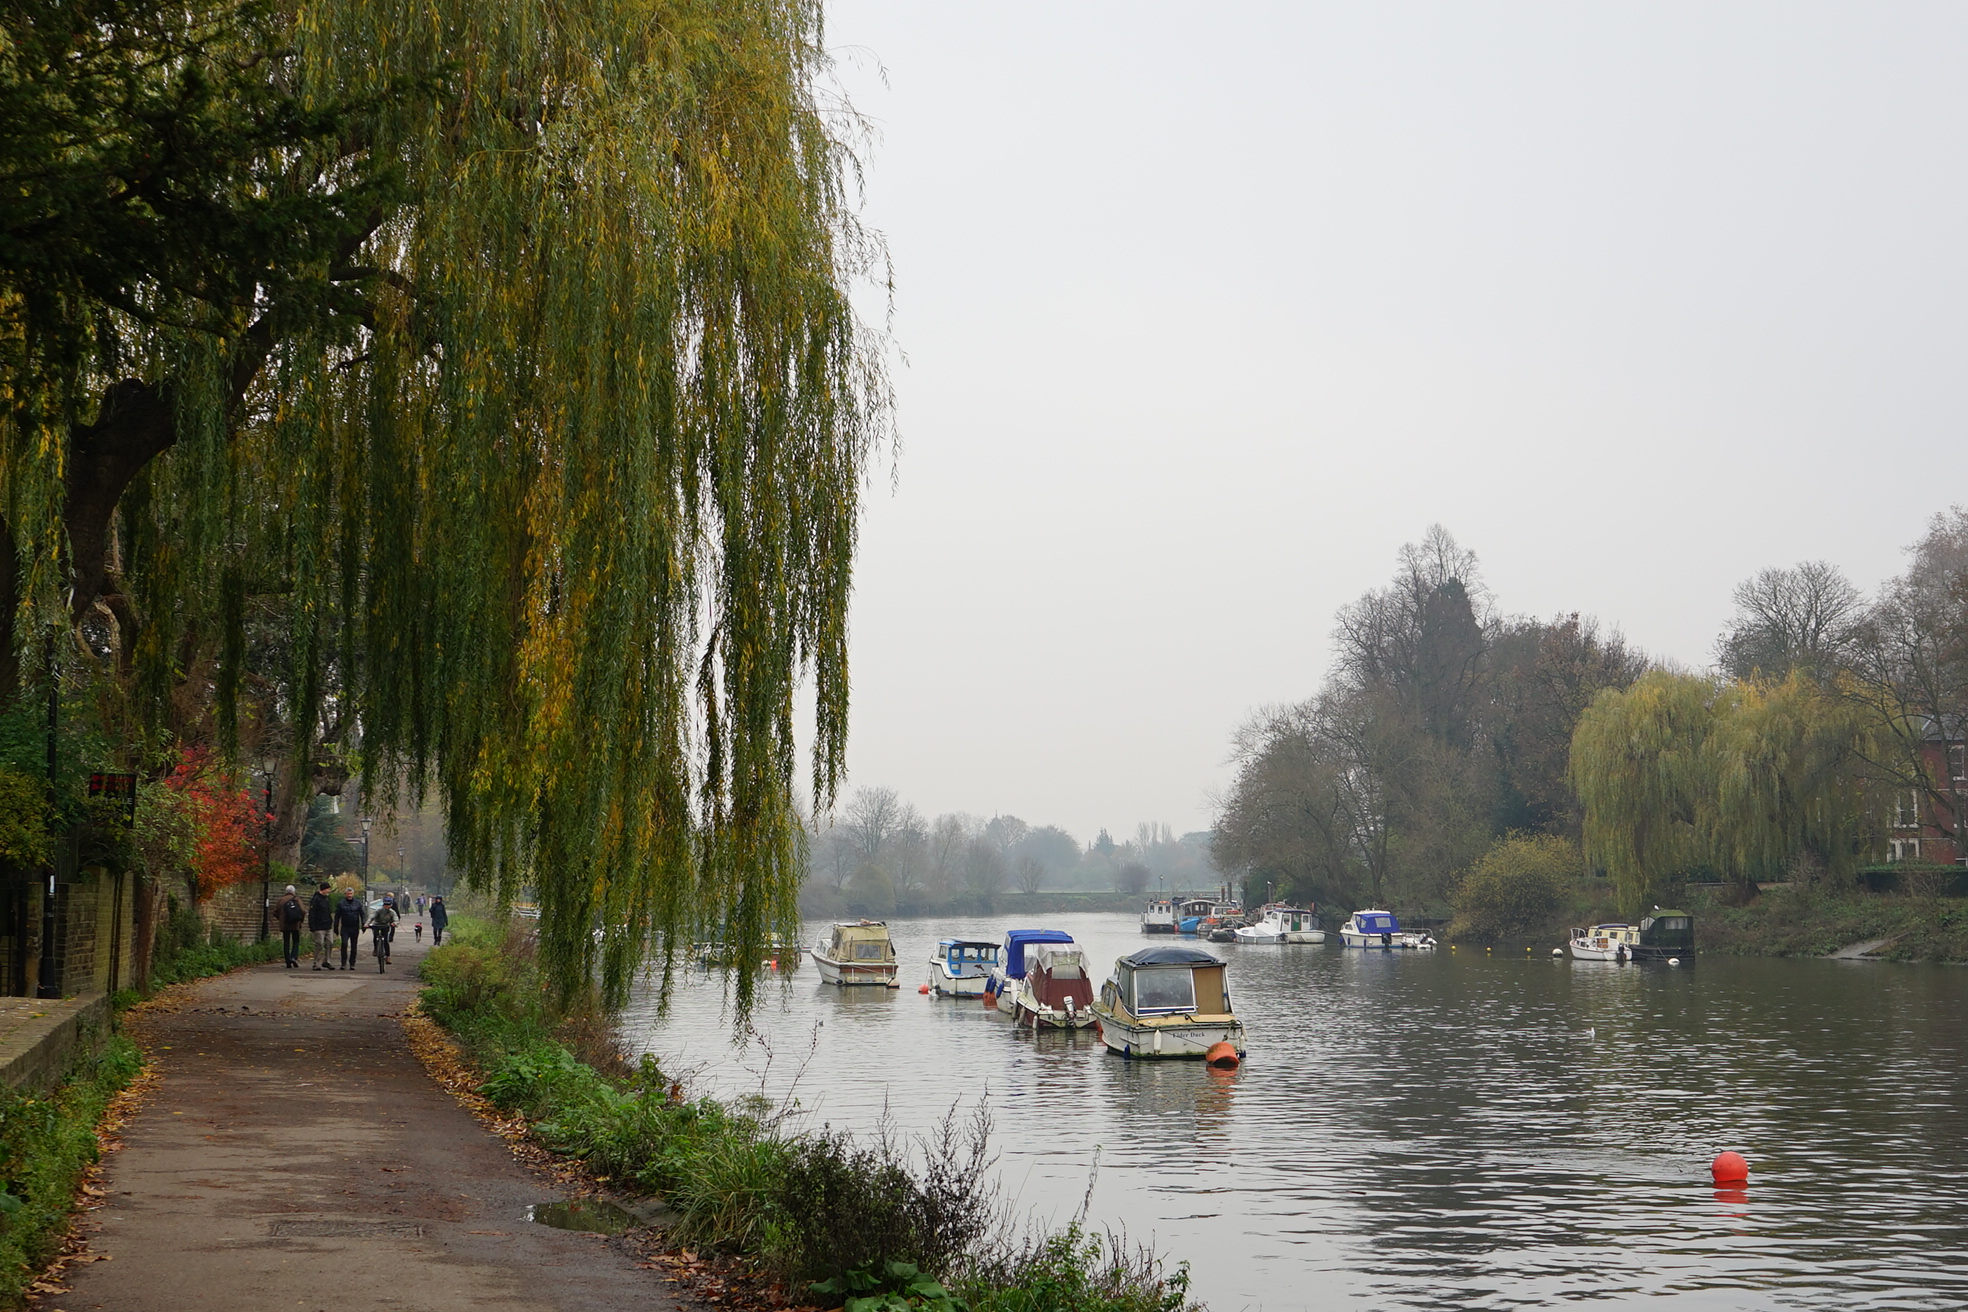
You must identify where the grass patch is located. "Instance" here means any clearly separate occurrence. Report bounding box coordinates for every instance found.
[0,1038,142,1308]
[1693,886,1968,961]
[419,922,1198,1310]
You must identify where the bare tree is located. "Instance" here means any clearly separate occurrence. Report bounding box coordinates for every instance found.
[928,813,973,894]
[843,785,904,866]
[963,837,1006,898]
[1014,854,1045,895]
[807,820,857,895]
[1116,860,1151,895]
[1716,561,1865,682]
[889,806,930,904]
[983,814,1030,858]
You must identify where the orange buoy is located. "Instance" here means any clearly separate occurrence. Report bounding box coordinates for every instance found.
[918,984,930,994]
[1711,1151,1749,1184]
[1204,1041,1240,1070]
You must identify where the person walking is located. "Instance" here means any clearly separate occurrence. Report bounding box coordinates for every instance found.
[276,886,306,967]
[333,888,366,969]
[428,895,449,946]
[307,882,335,970]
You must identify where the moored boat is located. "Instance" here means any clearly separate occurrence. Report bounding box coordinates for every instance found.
[1337,909,1436,950]
[1567,923,1639,961]
[984,928,1073,1014]
[1232,904,1324,944]
[1632,908,1695,961]
[926,939,1000,996]
[1091,945,1246,1060]
[809,920,900,986]
[1141,899,1179,935]
[1004,941,1097,1028]
[1174,897,1215,935]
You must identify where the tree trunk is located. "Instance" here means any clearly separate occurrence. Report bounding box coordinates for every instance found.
[65,379,178,624]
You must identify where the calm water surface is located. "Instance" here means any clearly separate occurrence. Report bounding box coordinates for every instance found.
[616,912,1968,1311]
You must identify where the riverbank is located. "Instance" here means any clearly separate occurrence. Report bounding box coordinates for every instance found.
[1690,885,1968,961]
[420,922,1198,1312]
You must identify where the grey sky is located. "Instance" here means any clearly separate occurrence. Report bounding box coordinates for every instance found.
[821,2,1968,842]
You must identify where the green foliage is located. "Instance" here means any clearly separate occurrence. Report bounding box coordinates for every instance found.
[0,1038,143,1307]
[146,898,279,987]
[1693,885,1968,962]
[1450,833,1577,941]
[0,767,51,868]
[847,863,897,917]
[814,1261,967,1312]
[960,1226,1195,1312]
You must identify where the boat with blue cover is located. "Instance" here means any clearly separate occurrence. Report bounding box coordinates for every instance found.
[1337,908,1436,950]
[985,929,1095,1028]
[926,939,1000,996]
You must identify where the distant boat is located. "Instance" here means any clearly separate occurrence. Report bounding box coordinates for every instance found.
[1141,899,1179,935]
[1567,923,1638,962]
[810,921,900,987]
[1338,909,1436,950]
[1174,897,1215,934]
[926,938,1000,997]
[1233,904,1324,944]
[1631,909,1695,962]
[1091,945,1246,1060]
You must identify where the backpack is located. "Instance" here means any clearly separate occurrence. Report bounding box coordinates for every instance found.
[280,898,305,927]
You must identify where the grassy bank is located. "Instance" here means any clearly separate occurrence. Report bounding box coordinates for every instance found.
[420,922,1197,1312]
[0,1038,142,1307]
[1691,886,1968,961]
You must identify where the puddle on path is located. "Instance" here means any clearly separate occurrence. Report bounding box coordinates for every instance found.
[525,1199,637,1234]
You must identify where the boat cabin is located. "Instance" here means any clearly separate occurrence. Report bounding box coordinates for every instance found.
[933,939,998,976]
[1000,928,1074,980]
[1110,946,1232,1017]
[1141,899,1178,933]
[1638,910,1694,954]
[1351,910,1400,935]
[826,921,895,964]
[1263,906,1317,933]
[1027,942,1093,1013]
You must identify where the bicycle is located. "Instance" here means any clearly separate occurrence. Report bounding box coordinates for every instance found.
[372,924,392,972]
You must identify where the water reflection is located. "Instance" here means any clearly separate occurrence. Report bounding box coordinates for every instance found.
[618,913,1968,1310]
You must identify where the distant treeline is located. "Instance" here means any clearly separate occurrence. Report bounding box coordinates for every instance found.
[802,798,1220,917]
[1215,515,1968,932]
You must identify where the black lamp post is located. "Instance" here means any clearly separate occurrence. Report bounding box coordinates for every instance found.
[359,817,372,894]
[258,756,274,942]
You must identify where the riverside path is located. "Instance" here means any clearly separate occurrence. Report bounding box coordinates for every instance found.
[57,931,677,1312]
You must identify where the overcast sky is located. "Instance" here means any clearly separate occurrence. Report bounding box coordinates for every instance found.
[817,1,1968,844]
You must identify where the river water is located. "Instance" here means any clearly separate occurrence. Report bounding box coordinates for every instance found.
[615,911,1968,1311]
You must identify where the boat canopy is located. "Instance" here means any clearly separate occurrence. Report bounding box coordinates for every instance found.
[829,922,894,962]
[1120,945,1222,968]
[1001,929,1074,978]
[937,939,998,963]
[1030,943,1086,978]
[1639,910,1694,949]
[1352,911,1400,934]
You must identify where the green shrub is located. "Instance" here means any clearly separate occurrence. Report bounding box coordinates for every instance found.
[962,1225,1193,1312]
[146,899,281,989]
[0,1039,143,1305]
[1450,833,1577,942]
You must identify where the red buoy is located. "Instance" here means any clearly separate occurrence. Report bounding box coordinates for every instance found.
[1204,1041,1240,1069]
[1711,1151,1749,1184]
[918,984,930,994]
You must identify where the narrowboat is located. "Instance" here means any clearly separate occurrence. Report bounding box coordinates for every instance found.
[926,939,1000,997]
[1337,909,1436,950]
[1141,899,1179,934]
[809,920,900,986]
[1632,908,1694,961]
[1091,945,1246,1060]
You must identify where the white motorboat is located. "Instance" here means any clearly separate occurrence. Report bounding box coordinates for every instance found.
[810,920,900,986]
[1567,923,1639,962]
[1232,904,1325,944]
[1141,899,1179,935]
[1091,945,1246,1062]
[926,938,1000,996]
[1003,941,1097,1029]
[1338,909,1436,950]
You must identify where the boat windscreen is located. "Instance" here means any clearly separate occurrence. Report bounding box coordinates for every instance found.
[1131,968,1196,1013]
[1355,914,1397,933]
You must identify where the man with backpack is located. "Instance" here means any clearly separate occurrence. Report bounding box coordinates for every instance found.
[276,886,306,967]
[333,888,366,969]
[307,882,335,970]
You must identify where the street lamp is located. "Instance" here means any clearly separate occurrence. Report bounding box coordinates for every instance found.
[359,817,373,894]
[258,753,275,943]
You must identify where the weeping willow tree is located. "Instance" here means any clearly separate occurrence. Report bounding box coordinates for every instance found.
[1571,671,1724,914]
[1,0,888,1012]
[1573,670,1882,912]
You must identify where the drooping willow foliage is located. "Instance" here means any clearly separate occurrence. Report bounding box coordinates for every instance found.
[1571,670,1881,913]
[3,0,889,1013]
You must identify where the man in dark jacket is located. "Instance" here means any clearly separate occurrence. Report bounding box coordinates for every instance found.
[307,882,335,970]
[276,886,306,967]
[428,896,449,946]
[333,889,366,969]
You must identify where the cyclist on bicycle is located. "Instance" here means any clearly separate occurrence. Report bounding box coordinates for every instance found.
[370,895,400,971]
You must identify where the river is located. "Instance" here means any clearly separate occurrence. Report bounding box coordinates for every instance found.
[615,911,1968,1310]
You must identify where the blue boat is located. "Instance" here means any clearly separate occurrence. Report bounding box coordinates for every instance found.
[984,929,1074,1008]
[926,938,1000,997]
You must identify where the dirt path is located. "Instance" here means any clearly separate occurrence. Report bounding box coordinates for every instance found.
[56,931,679,1312]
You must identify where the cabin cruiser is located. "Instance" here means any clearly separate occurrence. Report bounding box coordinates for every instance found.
[1568,923,1639,961]
[1632,908,1695,961]
[809,920,900,986]
[1091,945,1246,1060]
[1174,897,1215,934]
[926,939,1000,996]
[1141,899,1179,934]
[1338,909,1436,950]
[1232,905,1324,944]
[984,929,1093,1026]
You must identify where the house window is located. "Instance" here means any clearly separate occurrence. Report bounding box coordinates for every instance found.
[1890,837,1922,862]
[1895,792,1921,828]
[1952,743,1966,783]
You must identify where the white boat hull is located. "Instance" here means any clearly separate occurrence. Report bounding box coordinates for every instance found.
[928,969,988,996]
[1093,1011,1245,1059]
[1008,988,1096,1029]
[1568,941,1628,962]
[1338,930,1435,950]
[810,949,899,986]
[1232,926,1327,944]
